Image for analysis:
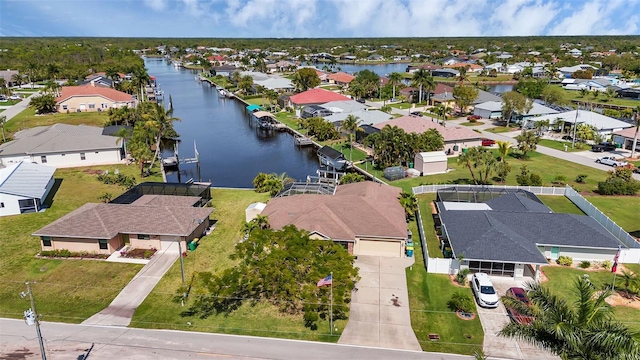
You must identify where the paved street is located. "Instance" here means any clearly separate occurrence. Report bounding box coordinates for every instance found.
[82,242,180,326]
[338,256,421,351]
[1,91,39,121]
[0,318,474,360]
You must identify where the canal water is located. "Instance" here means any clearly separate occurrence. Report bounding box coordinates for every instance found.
[144,58,319,188]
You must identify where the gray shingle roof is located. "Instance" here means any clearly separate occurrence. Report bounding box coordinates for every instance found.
[0,124,120,157]
[484,193,552,213]
[0,161,55,198]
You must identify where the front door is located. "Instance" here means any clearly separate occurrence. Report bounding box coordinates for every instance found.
[550,247,560,260]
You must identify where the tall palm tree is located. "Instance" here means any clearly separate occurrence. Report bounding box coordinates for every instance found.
[388,72,403,100]
[340,114,363,162]
[142,99,181,172]
[456,66,469,84]
[500,276,640,359]
[495,140,512,162]
[411,69,431,104]
[11,73,23,88]
[131,68,151,100]
[0,115,7,143]
[631,106,640,159]
[398,192,418,220]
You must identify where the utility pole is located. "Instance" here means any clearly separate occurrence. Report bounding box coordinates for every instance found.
[22,282,47,360]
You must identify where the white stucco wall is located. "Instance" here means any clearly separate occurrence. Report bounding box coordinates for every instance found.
[1,149,122,168]
[541,246,618,262]
[0,193,24,216]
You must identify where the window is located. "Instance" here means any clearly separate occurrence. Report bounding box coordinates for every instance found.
[61,154,65,156]
[62,104,68,110]
[80,153,86,160]
[98,239,108,250]
[0,202,4,208]
[88,103,96,109]
[137,234,150,240]
[40,155,47,163]
[42,236,52,247]
[95,151,99,154]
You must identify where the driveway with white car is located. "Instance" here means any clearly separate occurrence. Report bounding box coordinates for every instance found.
[474,276,557,360]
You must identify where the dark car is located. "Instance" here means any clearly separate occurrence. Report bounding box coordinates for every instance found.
[467,115,482,120]
[561,135,573,141]
[356,98,366,104]
[481,138,496,147]
[410,111,423,117]
[591,142,617,152]
[505,287,534,325]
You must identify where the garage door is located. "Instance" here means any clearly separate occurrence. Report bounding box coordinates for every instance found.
[358,240,402,257]
[160,235,180,252]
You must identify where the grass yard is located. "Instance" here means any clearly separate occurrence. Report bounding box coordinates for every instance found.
[538,195,585,215]
[459,121,484,126]
[542,266,640,332]
[417,194,443,258]
[552,84,640,108]
[538,139,589,152]
[583,196,640,236]
[485,126,518,133]
[328,141,368,162]
[131,189,343,342]
[4,107,109,137]
[389,102,413,110]
[0,165,161,323]
[406,217,484,355]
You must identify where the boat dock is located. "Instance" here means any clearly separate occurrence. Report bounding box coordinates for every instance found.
[294,136,313,146]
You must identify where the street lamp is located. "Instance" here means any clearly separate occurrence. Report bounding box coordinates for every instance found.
[21,282,47,360]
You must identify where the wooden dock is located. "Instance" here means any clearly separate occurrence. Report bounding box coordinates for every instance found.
[294,136,313,146]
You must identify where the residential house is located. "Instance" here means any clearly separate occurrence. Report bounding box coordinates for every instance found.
[301,105,334,119]
[568,48,583,57]
[429,83,455,107]
[288,88,351,108]
[0,124,124,168]
[372,115,482,155]
[436,187,625,279]
[0,161,56,216]
[56,83,134,113]
[261,182,409,257]
[212,64,239,77]
[528,110,633,135]
[612,127,640,151]
[325,109,393,127]
[558,64,598,78]
[474,101,558,122]
[444,63,483,73]
[327,72,355,87]
[440,56,460,66]
[432,69,460,78]
[367,54,384,61]
[0,70,20,87]
[406,64,442,74]
[33,182,213,255]
[320,100,367,114]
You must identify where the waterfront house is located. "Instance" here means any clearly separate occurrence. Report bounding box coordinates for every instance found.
[431,69,459,78]
[0,124,124,168]
[261,182,409,257]
[0,161,56,217]
[372,115,481,155]
[288,88,351,107]
[528,110,632,136]
[473,101,558,122]
[327,72,355,87]
[406,63,441,74]
[56,83,134,113]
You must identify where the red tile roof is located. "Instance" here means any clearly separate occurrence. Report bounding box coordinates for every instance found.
[56,84,133,103]
[289,88,351,105]
[433,83,454,95]
[373,115,481,142]
[327,72,355,83]
[262,182,406,241]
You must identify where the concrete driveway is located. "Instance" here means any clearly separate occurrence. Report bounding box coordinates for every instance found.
[476,277,557,360]
[338,255,422,351]
[82,242,180,326]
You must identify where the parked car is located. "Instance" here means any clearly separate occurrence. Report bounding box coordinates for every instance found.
[595,156,628,167]
[410,111,423,117]
[634,167,640,174]
[9,94,22,100]
[356,98,366,104]
[505,287,534,325]
[467,115,482,120]
[561,135,573,141]
[591,142,617,152]
[481,138,496,147]
[470,273,499,308]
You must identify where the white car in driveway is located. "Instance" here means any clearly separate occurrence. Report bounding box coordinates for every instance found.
[471,273,500,308]
[9,94,22,100]
[595,156,628,167]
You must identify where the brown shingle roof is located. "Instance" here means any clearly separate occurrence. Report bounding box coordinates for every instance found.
[33,200,213,239]
[373,115,481,142]
[262,182,406,241]
[327,72,355,83]
[131,195,201,207]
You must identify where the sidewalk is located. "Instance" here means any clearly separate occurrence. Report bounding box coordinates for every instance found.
[82,242,180,326]
[1,91,39,121]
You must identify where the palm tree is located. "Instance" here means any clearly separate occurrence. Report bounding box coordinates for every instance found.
[580,88,589,98]
[142,99,181,172]
[25,61,39,89]
[631,106,640,159]
[411,69,430,104]
[515,129,540,159]
[456,66,469,84]
[618,271,639,298]
[495,140,512,162]
[46,63,60,80]
[11,73,23,88]
[500,276,640,360]
[340,114,363,162]
[131,68,151,99]
[398,192,418,220]
[457,148,479,184]
[0,115,7,142]
[388,72,403,100]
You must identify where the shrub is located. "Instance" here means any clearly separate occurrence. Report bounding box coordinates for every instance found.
[552,175,567,185]
[576,174,588,183]
[597,168,640,195]
[516,165,543,186]
[579,261,591,269]
[602,260,612,270]
[455,268,471,286]
[447,291,475,313]
[557,255,573,266]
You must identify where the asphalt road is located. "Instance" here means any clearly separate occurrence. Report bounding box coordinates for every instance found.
[0,318,476,360]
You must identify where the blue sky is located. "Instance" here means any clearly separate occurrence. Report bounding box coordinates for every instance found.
[1,0,639,38]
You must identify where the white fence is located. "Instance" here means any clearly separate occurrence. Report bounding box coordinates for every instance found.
[412,184,566,195]
[427,258,459,275]
[564,186,640,249]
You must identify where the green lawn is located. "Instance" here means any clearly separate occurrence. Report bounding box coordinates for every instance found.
[552,84,640,108]
[329,141,367,162]
[418,194,443,258]
[1,99,23,106]
[406,219,484,355]
[485,126,518,133]
[538,195,585,215]
[538,139,590,152]
[583,196,640,236]
[5,107,109,137]
[389,102,413,110]
[459,121,484,126]
[542,266,640,332]
[0,165,162,323]
[131,189,343,342]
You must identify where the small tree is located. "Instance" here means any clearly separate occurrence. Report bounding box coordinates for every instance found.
[516,165,542,186]
[515,129,540,159]
[447,291,474,313]
[339,173,364,184]
[398,192,418,220]
[29,94,57,114]
[97,192,113,203]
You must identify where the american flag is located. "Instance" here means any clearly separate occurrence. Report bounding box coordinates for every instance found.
[317,274,332,287]
[612,245,621,273]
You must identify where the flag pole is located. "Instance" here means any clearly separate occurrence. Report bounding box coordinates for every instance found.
[330,271,333,336]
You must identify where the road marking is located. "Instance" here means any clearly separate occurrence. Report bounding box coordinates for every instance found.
[197,353,233,358]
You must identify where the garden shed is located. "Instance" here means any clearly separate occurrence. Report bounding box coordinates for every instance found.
[414,151,447,175]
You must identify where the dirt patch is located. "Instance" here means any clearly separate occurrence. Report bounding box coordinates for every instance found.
[83,169,104,175]
[605,291,640,309]
[448,274,469,288]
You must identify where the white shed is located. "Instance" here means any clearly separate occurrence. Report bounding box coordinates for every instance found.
[414,151,447,175]
[245,202,266,222]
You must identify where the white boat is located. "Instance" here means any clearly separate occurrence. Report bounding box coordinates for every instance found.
[173,61,183,68]
[218,89,226,97]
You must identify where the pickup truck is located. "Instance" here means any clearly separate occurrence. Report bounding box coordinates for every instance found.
[595,156,628,167]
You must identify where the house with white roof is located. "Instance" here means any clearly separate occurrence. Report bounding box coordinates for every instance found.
[0,161,56,216]
[558,64,598,78]
[474,101,558,122]
[0,124,124,168]
[528,110,633,135]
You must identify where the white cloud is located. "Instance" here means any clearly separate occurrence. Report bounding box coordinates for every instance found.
[489,0,558,36]
[548,0,627,35]
[143,0,167,11]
